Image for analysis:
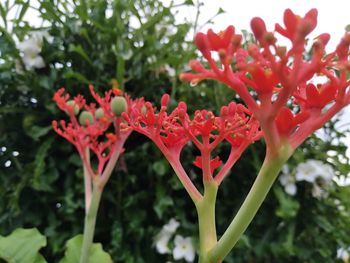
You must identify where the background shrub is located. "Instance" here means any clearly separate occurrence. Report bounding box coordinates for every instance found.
[0,1,349,262]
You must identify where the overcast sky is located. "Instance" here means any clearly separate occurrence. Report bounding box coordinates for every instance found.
[170,0,350,50]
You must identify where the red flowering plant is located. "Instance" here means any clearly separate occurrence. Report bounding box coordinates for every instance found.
[124,93,261,260]
[177,8,350,262]
[52,85,141,262]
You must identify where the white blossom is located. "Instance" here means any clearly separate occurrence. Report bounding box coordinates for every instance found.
[279,166,297,196]
[163,218,180,233]
[173,235,195,262]
[17,31,52,70]
[163,64,176,77]
[295,160,334,183]
[154,218,180,254]
[154,230,172,254]
[337,247,350,262]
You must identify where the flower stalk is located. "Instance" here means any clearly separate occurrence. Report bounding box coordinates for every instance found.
[52,85,139,261]
[195,180,218,263]
[80,181,103,263]
[208,144,292,262]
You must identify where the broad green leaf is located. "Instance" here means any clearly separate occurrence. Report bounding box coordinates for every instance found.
[60,235,113,263]
[0,228,47,263]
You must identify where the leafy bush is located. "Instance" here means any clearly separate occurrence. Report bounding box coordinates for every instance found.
[0,0,349,262]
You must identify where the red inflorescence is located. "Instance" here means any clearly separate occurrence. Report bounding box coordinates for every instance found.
[52,85,141,177]
[125,94,261,187]
[180,8,350,152]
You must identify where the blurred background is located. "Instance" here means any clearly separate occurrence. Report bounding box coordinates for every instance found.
[1,0,350,262]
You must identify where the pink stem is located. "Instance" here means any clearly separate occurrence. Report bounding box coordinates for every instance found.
[214,142,249,185]
[83,148,92,213]
[156,139,203,202]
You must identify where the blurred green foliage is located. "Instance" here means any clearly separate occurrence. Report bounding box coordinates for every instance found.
[0,0,350,262]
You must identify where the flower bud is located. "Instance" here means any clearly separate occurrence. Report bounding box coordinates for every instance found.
[66,100,79,115]
[111,96,127,116]
[194,32,210,55]
[95,108,104,119]
[141,105,147,114]
[251,17,267,41]
[79,111,94,126]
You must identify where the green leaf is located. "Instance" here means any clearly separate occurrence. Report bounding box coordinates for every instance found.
[17,2,29,22]
[0,4,7,28]
[152,160,169,176]
[32,138,53,191]
[68,44,93,65]
[26,125,52,141]
[59,235,113,263]
[0,228,47,263]
[274,186,300,219]
[63,71,89,83]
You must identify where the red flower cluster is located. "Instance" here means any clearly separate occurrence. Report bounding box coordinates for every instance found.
[181,8,350,155]
[52,85,140,180]
[124,95,261,200]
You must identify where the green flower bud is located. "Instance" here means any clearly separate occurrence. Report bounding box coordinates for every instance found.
[111,96,127,116]
[141,105,147,114]
[66,100,80,115]
[95,108,104,120]
[79,111,94,126]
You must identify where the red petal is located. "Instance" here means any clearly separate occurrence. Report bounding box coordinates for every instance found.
[193,156,203,169]
[305,84,320,107]
[207,29,222,50]
[275,107,294,135]
[293,111,309,125]
[210,156,222,172]
[222,25,235,47]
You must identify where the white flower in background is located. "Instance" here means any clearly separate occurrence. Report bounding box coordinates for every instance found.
[173,235,195,262]
[294,160,335,199]
[163,218,180,233]
[163,64,176,77]
[337,247,350,262]
[154,230,172,254]
[295,160,334,183]
[295,160,319,182]
[279,165,297,196]
[17,31,52,70]
[154,218,180,254]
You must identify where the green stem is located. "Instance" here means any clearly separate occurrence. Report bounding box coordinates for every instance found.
[195,180,219,263]
[80,183,103,263]
[208,152,289,262]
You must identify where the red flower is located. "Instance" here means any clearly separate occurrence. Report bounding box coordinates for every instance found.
[247,66,279,95]
[52,86,137,178]
[194,156,222,173]
[275,8,318,42]
[126,96,261,199]
[294,83,337,109]
[181,8,350,151]
[207,26,235,51]
[275,107,309,136]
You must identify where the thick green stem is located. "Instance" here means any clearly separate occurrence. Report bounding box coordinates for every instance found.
[80,183,103,263]
[208,151,290,263]
[195,180,219,263]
